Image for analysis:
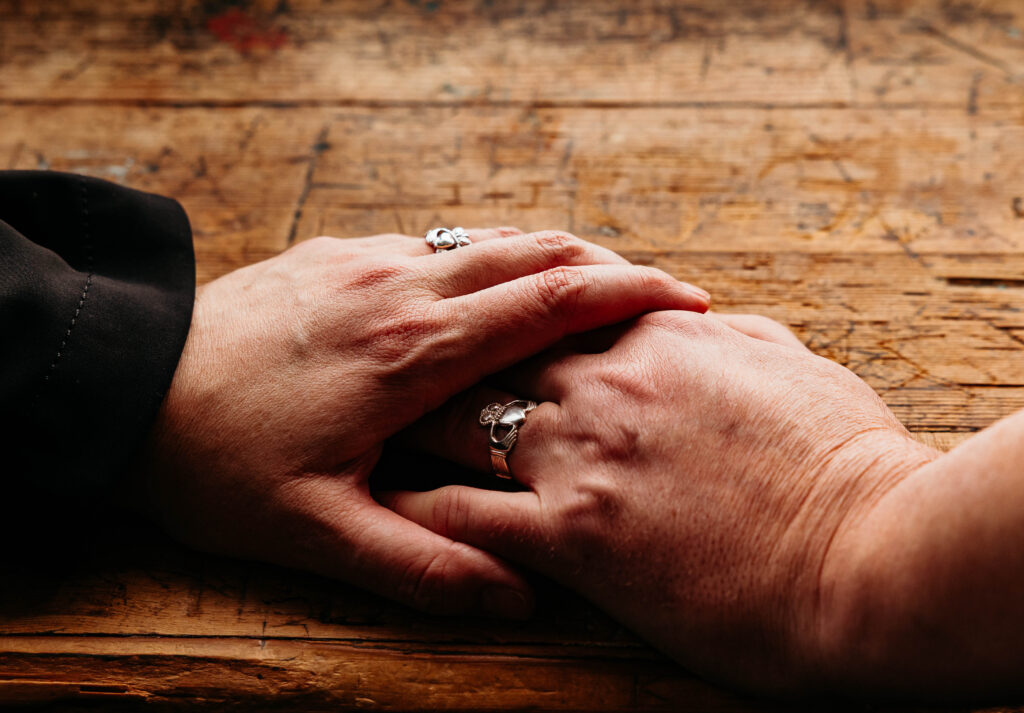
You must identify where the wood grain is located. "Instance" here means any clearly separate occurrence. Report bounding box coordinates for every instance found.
[3,0,1024,709]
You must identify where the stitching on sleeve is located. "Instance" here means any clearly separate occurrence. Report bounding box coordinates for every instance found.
[43,178,95,383]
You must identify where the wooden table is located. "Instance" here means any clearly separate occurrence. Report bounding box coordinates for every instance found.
[3,0,1024,708]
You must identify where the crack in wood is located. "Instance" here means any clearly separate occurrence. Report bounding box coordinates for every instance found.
[945,277,1024,288]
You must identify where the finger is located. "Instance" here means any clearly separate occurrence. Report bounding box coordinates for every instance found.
[397,384,561,484]
[427,264,706,397]
[463,226,525,242]
[379,486,543,565]
[554,321,635,355]
[306,228,526,259]
[417,230,637,298]
[710,312,809,351]
[285,478,536,619]
[415,226,526,254]
[491,350,591,403]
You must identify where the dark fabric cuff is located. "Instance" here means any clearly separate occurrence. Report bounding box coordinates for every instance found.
[0,171,195,495]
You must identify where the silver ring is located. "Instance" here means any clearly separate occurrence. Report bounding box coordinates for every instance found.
[479,399,536,480]
[425,226,471,253]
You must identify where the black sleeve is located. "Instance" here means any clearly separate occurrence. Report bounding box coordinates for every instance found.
[0,171,195,496]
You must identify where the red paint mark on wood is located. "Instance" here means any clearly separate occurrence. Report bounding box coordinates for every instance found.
[206,8,287,53]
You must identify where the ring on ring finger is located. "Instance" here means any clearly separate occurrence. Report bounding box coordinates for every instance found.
[425,227,472,252]
[479,399,536,480]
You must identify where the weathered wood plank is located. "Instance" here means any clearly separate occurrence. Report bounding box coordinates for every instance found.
[1,0,1019,109]
[303,104,1024,256]
[3,0,1023,111]
[848,0,1024,111]
[0,636,759,712]
[0,526,641,648]
[0,0,851,105]
[3,0,1024,708]
[7,103,1024,271]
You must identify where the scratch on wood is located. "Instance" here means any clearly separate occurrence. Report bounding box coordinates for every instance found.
[57,55,96,83]
[286,124,331,246]
[881,226,923,265]
[967,71,982,115]
[836,1,858,97]
[994,325,1024,349]
[831,158,853,183]
[238,113,264,152]
[913,20,1019,81]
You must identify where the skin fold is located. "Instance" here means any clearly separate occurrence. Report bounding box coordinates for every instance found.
[125,229,710,620]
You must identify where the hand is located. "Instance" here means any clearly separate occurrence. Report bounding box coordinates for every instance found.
[385,310,939,690]
[126,229,710,620]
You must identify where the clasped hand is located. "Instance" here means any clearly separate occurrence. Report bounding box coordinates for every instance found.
[125,226,1024,699]
[128,228,709,620]
[388,310,939,693]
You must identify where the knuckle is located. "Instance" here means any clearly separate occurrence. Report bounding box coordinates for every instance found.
[637,310,715,339]
[373,309,435,342]
[634,264,674,288]
[365,307,439,367]
[343,257,414,292]
[431,487,470,540]
[533,230,587,263]
[751,315,795,340]
[630,265,680,298]
[592,360,659,403]
[399,544,465,613]
[296,235,339,254]
[601,424,643,464]
[555,474,626,551]
[719,313,802,347]
[534,265,588,314]
[577,477,625,520]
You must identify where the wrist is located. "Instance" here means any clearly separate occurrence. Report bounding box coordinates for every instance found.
[800,430,941,693]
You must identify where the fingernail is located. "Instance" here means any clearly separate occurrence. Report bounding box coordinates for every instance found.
[480,585,533,620]
[683,283,711,304]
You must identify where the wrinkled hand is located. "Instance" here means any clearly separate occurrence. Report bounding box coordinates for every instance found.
[386,310,939,690]
[128,229,710,619]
